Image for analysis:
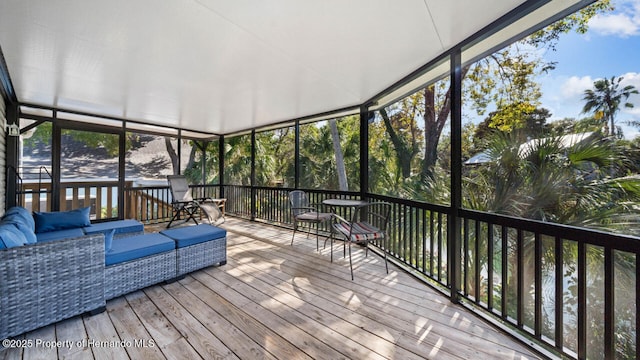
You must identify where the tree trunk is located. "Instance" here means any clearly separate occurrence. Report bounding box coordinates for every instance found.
[185,142,198,176]
[164,137,179,175]
[380,108,414,179]
[421,86,450,181]
[329,119,348,191]
[420,65,470,181]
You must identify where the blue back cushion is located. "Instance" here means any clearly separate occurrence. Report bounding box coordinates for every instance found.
[3,206,35,231]
[1,220,37,244]
[2,208,37,244]
[34,207,91,233]
[0,223,28,248]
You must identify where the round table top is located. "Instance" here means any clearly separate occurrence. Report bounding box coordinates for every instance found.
[322,198,368,207]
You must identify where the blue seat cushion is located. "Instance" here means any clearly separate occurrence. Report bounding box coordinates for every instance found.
[106,233,175,266]
[160,224,227,248]
[84,219,144,236]
[36,228,86,243]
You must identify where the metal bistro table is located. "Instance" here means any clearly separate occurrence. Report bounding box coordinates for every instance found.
[321,198,369,235]
[321,198,369,208]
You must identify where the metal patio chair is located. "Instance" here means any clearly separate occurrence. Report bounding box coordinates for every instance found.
[289,190,332,250]
[166,175,226,228]
[330,202,392,280]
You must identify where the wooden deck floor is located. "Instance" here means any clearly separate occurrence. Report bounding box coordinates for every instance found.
[1,217,540,359]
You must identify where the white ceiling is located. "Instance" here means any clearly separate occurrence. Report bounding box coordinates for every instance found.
[0,0,528,135]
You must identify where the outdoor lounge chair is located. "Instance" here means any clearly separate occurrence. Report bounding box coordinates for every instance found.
[330,202,392,280]
[166,175,225,228]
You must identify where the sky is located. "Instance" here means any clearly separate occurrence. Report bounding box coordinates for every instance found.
[538,0,640,138]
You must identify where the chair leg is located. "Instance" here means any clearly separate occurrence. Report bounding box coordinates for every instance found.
[384,250,389,274]
[348,241,354,280]
[324,226,332,249]
[343,238,346,258]
[188,213,199,226]
[291,222,297,245]
[167,208,185,228]
[330,232,334,263]
[384,236,389,274]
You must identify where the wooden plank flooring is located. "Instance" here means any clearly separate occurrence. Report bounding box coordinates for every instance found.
[1,218,540,359]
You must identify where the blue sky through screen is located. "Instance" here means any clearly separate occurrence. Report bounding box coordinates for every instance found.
[539,0,640,138]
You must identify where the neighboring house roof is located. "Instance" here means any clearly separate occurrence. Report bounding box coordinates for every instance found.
[464,132,595,165]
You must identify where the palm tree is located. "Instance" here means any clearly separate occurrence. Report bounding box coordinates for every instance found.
[582,76,638,137]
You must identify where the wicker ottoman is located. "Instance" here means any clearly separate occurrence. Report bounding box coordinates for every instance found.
[161,224,227,276]
[104,233,176,300]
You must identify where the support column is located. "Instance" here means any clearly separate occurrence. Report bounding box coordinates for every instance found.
[51,110,61,211]
[250,130,256,220]
[118,122,126,219]
[359,105,369,198]
[294,120,300,189]
[219,135,225,198]
[449,49,463,303]
[5,101,19,209]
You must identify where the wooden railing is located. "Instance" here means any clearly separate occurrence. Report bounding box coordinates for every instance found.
[18,180,127,220]
[124,185,173,223]
[457,210,640,359]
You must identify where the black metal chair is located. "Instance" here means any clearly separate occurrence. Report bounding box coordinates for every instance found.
[166,175,225,228]
[289,190,332,250]
[330,202,392,280]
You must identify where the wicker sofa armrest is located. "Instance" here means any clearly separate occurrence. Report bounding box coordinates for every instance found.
[0,234,106,339]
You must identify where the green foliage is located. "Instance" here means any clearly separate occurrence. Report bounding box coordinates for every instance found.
[464,129,640,234]
[300,116,360,191]
[22,122,52,148]
[255,128,295,187]
[224,134,253,185]
[582,76,639,137]
[525,0,613,51]
[62,129,121,156]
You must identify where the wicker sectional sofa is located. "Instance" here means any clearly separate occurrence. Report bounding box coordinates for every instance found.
[0,233,105,341]
[0,207,227,340]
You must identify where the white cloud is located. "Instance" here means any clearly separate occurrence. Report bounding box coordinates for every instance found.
[619,72,640,113]
[589,0,640,37]
[561,75,594,100]
[619,71,640,86]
